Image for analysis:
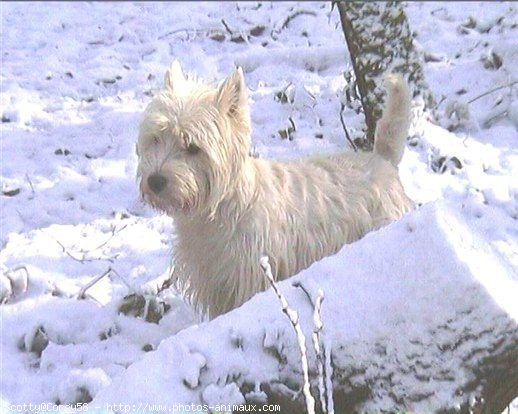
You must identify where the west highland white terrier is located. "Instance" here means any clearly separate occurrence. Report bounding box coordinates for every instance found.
[137,61,413,318]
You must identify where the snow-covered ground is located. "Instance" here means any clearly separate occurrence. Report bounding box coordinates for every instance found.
[1,1,517,412]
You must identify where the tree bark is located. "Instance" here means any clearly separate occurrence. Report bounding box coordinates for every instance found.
[336,1,435,149]
[262,324,518,414]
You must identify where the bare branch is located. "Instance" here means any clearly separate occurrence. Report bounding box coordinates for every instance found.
[280,10,317,31]
[340,104,358,152]
[77,268,112,299]
[467,80,518,104]
[221,19,234,36]
[312,289,328,414]
[260,256,315,414]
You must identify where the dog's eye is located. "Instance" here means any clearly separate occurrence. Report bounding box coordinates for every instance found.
[152,136,160,145]
[186,143,200,155]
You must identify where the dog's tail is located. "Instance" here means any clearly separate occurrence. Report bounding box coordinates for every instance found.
[373,73,412,167]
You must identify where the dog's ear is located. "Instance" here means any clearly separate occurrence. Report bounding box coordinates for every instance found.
[164,60,185,90]
[216,67,248,118]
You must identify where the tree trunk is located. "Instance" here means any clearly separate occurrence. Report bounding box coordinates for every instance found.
[263,326,518,414]
[336,1,435,149]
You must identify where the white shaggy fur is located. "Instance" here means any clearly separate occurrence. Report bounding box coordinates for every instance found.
[137,61,413,319]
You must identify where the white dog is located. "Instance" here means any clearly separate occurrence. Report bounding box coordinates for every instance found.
[137,61,413,318]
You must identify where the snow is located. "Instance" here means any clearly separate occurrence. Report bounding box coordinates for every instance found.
[92,201,517,412]
[1,1,517,412]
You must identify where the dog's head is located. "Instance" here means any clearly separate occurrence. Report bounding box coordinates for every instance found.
[137,61,252,217]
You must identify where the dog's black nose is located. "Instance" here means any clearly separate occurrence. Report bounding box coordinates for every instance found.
[148,174,167,194]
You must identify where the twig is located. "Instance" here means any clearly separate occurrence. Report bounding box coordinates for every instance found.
[293,281,312,305]
[92,224,129,251]
[54,238,120,263]
[55,239,87,263]
[468,80,518,104]
[340,104,358,152]
[260,256,315,414]
[53,223,128,264]
[327,2,336,24]
[303,86,317,102]
[288,117,296,131]
[271,9,317,39]
[221,19,234,35]
[466,40,482,54]
[109,267,133,291]
[433,95,448,110]
[312,289,327,414]
[78,267,112,299]
[482,109,508,129]
[158,28,202,40]
[280,10,317,30]
[283,82,294,92]
[294,282,334,413]
[324,338,335,414]
[24,174,35,196]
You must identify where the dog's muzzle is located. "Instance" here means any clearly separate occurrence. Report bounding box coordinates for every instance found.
[147,173,168,194]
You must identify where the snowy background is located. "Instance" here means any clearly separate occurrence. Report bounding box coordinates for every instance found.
[1,1,517,412]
